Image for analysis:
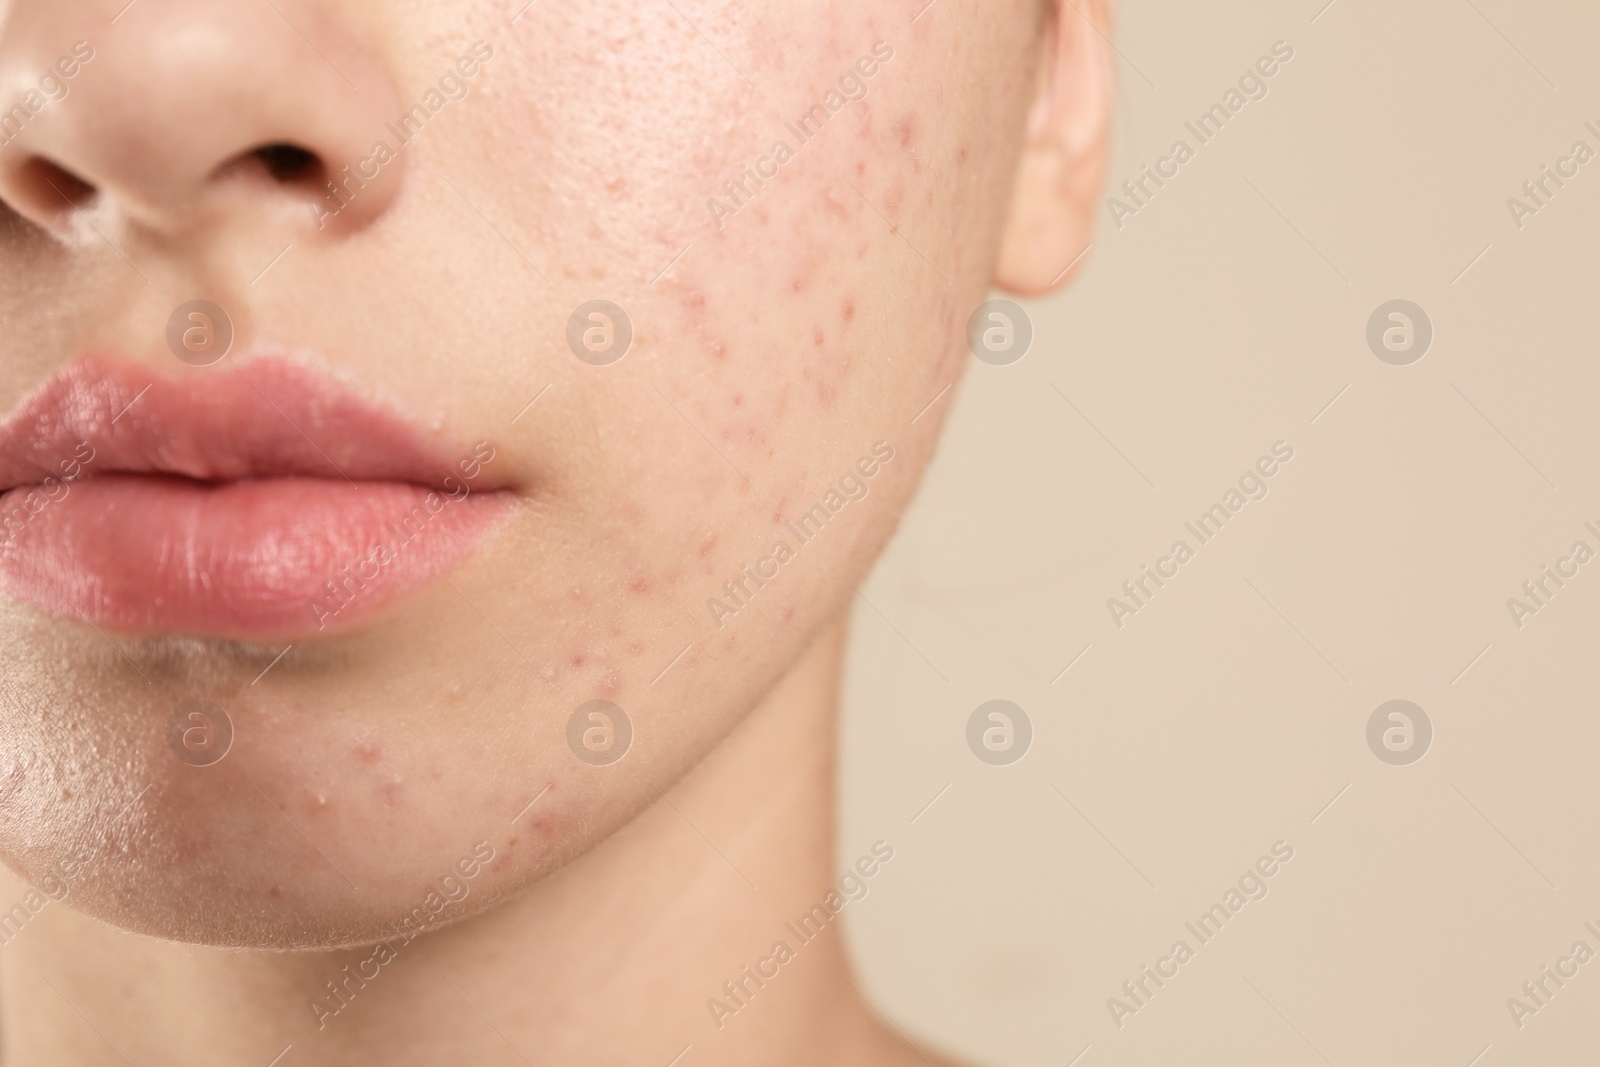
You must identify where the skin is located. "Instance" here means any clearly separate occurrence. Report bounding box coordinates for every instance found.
[0,0,1111,1063]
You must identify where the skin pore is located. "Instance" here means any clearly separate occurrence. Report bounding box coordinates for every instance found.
[0,0,1110,1063]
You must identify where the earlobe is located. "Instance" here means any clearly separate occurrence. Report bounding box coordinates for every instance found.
[992,0,1115,296]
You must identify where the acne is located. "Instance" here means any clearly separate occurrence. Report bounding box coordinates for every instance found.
[895,115,917,148]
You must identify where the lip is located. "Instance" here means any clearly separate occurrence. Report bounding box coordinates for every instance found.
[0,356,514,639]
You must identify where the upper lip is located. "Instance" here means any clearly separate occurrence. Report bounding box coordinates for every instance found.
[0,355,504,493]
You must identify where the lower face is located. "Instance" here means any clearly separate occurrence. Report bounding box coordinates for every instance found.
[0,0,1039,948]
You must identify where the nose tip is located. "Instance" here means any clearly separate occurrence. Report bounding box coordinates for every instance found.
[0,0,403,239]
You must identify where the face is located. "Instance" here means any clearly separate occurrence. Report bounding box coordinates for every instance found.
[0,0,1055,948]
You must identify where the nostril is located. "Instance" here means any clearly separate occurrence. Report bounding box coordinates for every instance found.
[0,156,99,230]
[255,143,320,183]
[18,156,97,212]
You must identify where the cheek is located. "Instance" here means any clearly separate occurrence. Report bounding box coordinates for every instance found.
[479,3,973,424]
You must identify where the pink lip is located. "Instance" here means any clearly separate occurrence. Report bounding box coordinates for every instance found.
[0,356,513,639]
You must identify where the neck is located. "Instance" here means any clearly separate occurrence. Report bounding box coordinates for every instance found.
[0,617,920,1066]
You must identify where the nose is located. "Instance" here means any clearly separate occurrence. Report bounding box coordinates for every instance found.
[0,0,403,239]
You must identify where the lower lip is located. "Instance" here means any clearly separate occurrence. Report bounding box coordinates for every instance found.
[0,474,512,638]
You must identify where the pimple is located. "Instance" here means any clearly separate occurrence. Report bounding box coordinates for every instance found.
[812,328,824,347]
[628,573,651,593]
[895,116,916,147]
[698,532,717,556]
[841,298,855,323]
[353,739,382,765]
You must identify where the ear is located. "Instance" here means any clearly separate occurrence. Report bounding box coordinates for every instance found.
[992,0,1115,295]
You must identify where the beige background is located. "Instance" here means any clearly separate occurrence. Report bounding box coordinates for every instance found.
[841,1,1600,1063]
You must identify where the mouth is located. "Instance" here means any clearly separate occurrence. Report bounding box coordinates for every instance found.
[0,356,515,639]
